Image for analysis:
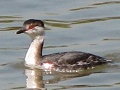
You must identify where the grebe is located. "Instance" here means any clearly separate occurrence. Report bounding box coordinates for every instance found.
[16,19,111,72]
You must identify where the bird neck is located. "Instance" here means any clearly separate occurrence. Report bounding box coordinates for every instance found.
[25,35,44,66]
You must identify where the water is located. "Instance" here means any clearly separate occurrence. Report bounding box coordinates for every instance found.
[0,0,120,90]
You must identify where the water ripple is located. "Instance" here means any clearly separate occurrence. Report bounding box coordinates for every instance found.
[70,1,120,11]
[92,1,120,6]
[45,16,120,27]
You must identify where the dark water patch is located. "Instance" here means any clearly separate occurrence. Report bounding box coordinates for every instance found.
[0,16,23,32]
[44,20,70,28]
[70,1,120,12]
[0,20,17,23]
[70,6,95,11]
[92,1,120,6]
[0,63,8,66]
[0,26,21,31]
[0,47,27,50]
[44,45,68,49]
[115,82,120,85]
[11,86,25,90]
[0,15,22,23]
[47,84,112,90]
[0,16,21,19]
[0,16,118,31]
[45,16,120,28]
[44,43,98,50]
[103,38,120,41]
[4,26,21,31]
[0,19,23,24]
[45,12,59,15]
[89,44,97,45]
[70,16,120,25]
[10,61,26,70]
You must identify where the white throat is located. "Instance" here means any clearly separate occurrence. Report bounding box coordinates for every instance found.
[25,36,44,66]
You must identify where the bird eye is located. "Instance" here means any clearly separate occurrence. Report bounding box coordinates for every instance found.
[29,25,35,29]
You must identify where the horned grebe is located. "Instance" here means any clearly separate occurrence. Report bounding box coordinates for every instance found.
[16,19,111,72]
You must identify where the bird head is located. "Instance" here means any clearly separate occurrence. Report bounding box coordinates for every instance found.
[16,19,45,39]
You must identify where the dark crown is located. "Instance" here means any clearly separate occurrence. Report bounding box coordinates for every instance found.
[23,19,44,27]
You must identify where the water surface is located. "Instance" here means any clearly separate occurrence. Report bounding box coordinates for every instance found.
[0,0,120,90]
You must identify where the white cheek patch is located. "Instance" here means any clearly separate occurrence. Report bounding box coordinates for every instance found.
[34,26,44,35]
[34,26,44,31]
[24,25,45,38]
[24,25,29,30]
[26,25,29,30]
[25,29,33,34]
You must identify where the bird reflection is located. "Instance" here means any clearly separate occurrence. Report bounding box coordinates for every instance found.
[25,68,91,89]
[25,68,46,90]
[25,65,106,89]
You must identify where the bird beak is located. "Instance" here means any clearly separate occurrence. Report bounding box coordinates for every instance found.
[16,29,26,34]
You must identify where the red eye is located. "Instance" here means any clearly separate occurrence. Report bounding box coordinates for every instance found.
[29,25,35,29]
